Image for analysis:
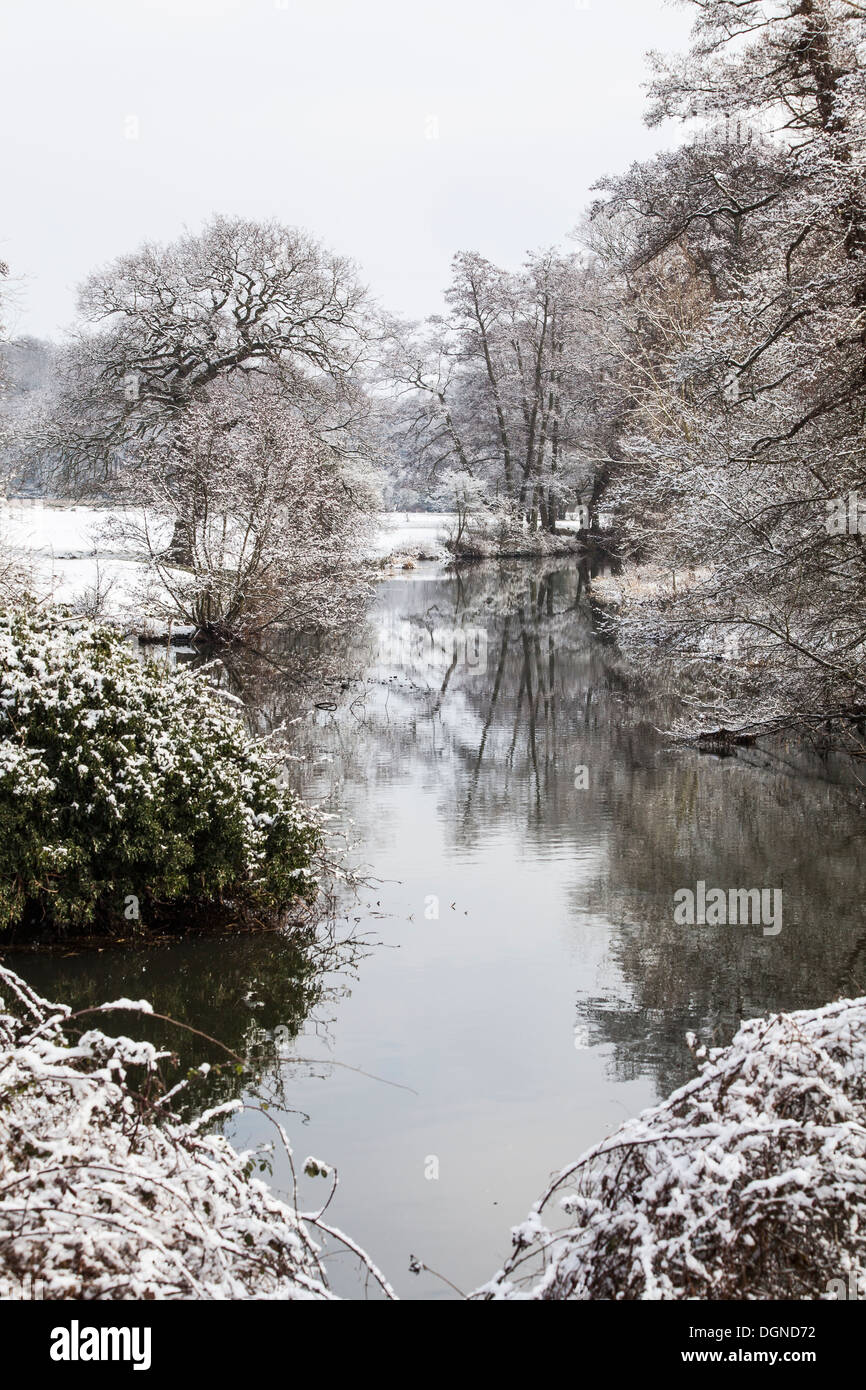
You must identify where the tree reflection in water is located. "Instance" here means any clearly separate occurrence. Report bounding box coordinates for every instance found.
[18,560,866,1134]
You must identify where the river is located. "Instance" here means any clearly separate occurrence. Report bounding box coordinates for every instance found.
[17,560,866,1299]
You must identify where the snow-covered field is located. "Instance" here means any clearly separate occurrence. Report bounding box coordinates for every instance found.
[369,511,455,559]
[0,501,454,629]
[0,501,149,619]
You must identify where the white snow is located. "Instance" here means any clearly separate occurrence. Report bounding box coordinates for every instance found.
[370,511,455,559]
[476,995,866,1301]
[0,963,396,1301]
[0,501,452,629]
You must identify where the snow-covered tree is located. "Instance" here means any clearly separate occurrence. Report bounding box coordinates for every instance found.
[113,379,380,640]
[591,0,866,740]
[0,336,64,495]
[34,215,375,495]
[384,250,618,529]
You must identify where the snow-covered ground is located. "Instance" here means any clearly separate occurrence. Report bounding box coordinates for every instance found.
[369,511,455,559]
[0,501,150,619]
[0,501,454,629]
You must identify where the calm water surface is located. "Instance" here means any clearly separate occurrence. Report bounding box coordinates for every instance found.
[18,562,866,1298]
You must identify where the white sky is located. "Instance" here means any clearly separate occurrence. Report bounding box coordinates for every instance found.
[0,0,693,340]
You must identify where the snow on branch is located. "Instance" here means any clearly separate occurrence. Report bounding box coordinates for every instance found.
[477,995,866,1300]
[0,964,394,1300]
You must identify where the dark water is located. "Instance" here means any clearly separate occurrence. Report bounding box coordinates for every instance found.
[16,562,866,1299]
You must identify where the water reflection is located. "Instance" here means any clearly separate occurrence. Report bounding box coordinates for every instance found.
[12,559,866,1298]
[20,928,359,1121]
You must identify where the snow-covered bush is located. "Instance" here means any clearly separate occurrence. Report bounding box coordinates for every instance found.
[0,545,31,608]
[443,502,585,561]
[0,609,321,937]
[0,965,394,1299]
[478,996,866,1300]
[114,381,378,642]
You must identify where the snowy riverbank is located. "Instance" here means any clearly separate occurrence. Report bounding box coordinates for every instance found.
[4,953,863,1302]
[0,501,457,633]
[478,994,866,1301]
[0,963,394,1299]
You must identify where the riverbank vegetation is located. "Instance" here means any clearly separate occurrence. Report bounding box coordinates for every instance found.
[2,216,385,642]
[0,610,321,941]
[479,994,866,1300]
[0,963,394,1299]
[4,951,862,1302]
[584,1,866,747]
[384,1,866,745]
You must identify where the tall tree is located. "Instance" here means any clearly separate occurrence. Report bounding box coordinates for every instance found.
[593,0,866,739]
[385,250,618,529]
[36,216,373,493]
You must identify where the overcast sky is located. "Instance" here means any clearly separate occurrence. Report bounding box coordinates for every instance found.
[0,0,693,340]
